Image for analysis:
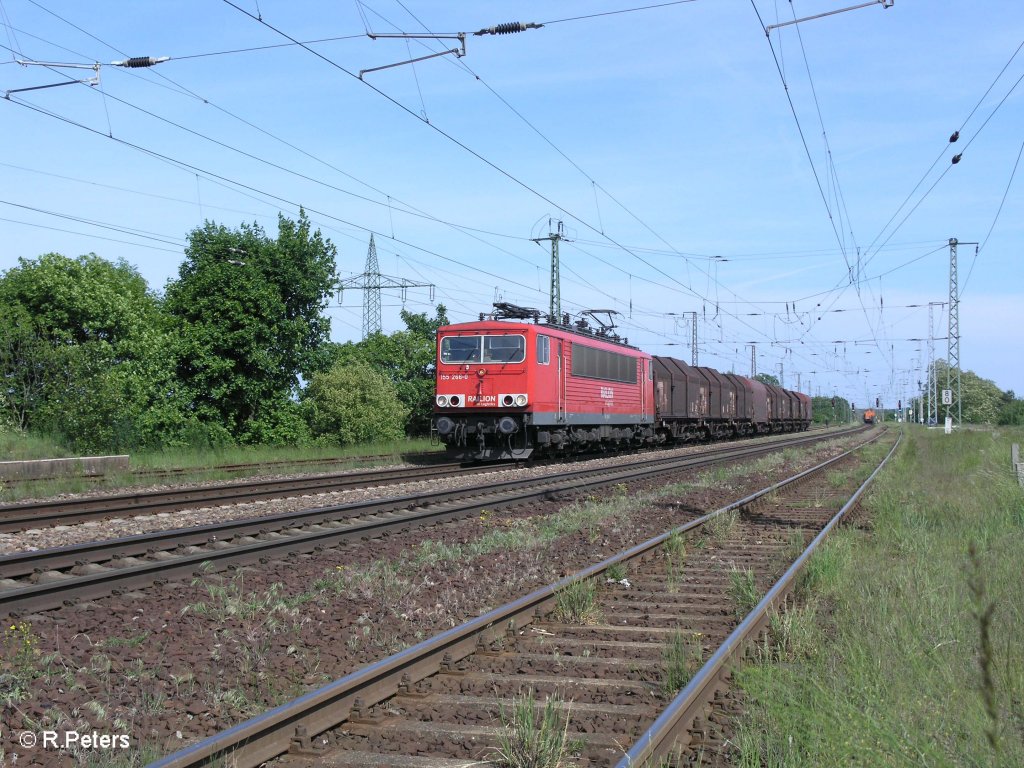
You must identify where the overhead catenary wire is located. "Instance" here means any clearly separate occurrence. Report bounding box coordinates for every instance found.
[861,36,1024,264]
[9,2,554,253]
[0,35,575,294]
[352,0,846,374]
[748,0,852,276]
[3,96,548,303]
[8,0,876,387]
[539,1,698,26]
[0,214,184,253]
[0,197,188,247]
[748,0,896,376]
[217,0,810,348]
[780,0,891,369]
[962,137,1024,296]
[3,4,1011,398]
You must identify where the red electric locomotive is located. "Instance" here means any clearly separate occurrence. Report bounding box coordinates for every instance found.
[433,304,813,461]
[432,304,656,461]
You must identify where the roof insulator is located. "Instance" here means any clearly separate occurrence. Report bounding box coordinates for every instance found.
[474,21,543,36]
[951,153,962,164]
[949,130,959,143]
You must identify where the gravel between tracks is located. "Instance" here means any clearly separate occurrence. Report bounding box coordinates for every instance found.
[0,434,857,767]
[0,436,819,556]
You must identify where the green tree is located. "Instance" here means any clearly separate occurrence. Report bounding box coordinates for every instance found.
[998,394,1024,425]
[0,252,159,350]
[303,360,407,445]
[0,253,176,449]
[322,305,448,435]
[754,373,780,387]
[0,303,57,430]
[925,360,1007,424]
[30,332,206,452]
[811,395,850,424]
[164,212,336,441]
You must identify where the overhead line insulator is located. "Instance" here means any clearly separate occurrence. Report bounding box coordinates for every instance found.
[473,22,543,36]
[111,56,170,68]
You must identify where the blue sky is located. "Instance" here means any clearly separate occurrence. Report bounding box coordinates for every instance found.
[2,1,1021,409]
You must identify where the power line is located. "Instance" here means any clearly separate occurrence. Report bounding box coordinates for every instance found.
[218,0,794,333]
[0,214,184,253]
[963,136,1024,296]
[748,0,851,274]
[3,96,549,301]
[0,197,187,246]
[540,1,699,26]
[12,1,876,382]
[861,37,1024,263]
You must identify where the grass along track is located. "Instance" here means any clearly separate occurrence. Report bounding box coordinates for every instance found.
[729,425,1024,767]
[0,429,861,615]
[147,431,895,768]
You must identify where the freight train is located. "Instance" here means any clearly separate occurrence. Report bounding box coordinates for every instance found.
[432,304,812,461]
[863,408,876,424]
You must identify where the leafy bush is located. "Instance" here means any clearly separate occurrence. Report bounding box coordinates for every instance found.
[239,399,312,446]
[303,360,408,446]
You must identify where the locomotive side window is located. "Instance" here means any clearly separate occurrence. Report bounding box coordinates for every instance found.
[571,344,637,383]
[536,335,550,365]
[440,336,482,363]
[483,335,526,363]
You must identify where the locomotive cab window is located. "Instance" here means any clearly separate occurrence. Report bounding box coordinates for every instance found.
[536,335,550,365]
[440,336,482,364]
[440,334,526,365]
[483,335,525,363]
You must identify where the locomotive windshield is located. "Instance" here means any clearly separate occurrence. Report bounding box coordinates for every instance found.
[440,334,526,364]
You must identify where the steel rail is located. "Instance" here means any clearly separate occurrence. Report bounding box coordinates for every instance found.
[0,427,847,532]
[146,429,888,768]
[0,429,857,617]
[0,459,465,532]
[2,450,442,488]
[617,430,901,767]
[0,429,839,531]
[0,428,856,578]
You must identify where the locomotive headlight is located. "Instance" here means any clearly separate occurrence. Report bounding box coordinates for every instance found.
[500,393,528,407]
[514,394,528,406]
[448,395,462,407]
[435,395,449,407]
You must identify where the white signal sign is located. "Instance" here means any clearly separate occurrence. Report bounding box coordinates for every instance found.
[941,389,953,405]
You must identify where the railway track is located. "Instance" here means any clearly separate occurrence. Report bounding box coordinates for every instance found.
[0,458,465,533]
[1,450,443,487]
[0,427,843,533]
[0,428,860,616]
[147,428,897,768]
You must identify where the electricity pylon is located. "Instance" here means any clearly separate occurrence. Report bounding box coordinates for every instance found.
[336,235,434,338]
